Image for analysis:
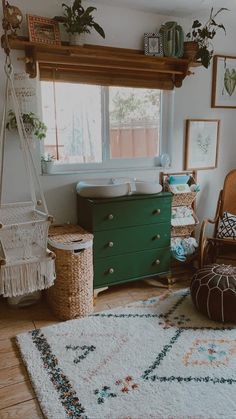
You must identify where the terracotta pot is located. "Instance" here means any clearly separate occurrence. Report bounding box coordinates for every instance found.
[183,41,199,61]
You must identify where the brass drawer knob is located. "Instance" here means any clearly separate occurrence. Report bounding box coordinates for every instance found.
[155,259,160,265]
[108,241,114,248]
[108,268,114,274]
[108,214,114,220]
[155,234,161,240]
[155,209,161,215]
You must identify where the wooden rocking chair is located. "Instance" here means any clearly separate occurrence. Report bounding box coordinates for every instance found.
[199,169,236,268]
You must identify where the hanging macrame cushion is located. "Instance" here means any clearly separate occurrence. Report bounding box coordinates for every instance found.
[0,202,55,297]
[191,264,236,322]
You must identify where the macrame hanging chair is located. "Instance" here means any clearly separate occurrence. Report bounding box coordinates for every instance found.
[0,33,55,297]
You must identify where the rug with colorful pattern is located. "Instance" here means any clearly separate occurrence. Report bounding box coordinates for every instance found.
[17,289,236,418]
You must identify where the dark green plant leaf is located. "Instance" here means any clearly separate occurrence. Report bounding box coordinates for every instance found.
[93,22,105,38]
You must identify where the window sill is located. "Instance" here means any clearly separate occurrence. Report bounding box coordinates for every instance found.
[41,165,165,176]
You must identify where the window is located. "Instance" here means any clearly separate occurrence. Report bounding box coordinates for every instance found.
[41,82,162,166]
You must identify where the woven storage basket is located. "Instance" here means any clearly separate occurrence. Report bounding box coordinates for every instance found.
[164,176,197,207]
[46,225,93,320]
[171,212,199,237]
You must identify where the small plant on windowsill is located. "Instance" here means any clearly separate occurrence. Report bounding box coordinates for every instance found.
[6,110,47,140]
[54,0,105,46]
[184,7,228,68]
[41,154,55,174]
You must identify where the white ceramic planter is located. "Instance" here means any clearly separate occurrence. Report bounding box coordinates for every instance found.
[69,33,86,46]
[42,161,54,174]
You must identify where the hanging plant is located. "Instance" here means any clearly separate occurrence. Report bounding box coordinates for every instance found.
[6,110,47,140]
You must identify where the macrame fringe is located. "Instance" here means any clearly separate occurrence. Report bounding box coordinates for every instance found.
[0,257,56,297]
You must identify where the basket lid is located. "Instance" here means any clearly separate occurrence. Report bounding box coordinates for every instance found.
[48,225,93,250]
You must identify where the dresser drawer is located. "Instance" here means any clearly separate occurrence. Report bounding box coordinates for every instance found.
[94,247,170,288]
[94,223,170,258]
[93,197,171,231]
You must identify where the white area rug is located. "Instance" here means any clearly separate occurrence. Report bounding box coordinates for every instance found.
[17,289,236,419]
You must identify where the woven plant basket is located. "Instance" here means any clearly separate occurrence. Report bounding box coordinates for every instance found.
[46,225,94,320]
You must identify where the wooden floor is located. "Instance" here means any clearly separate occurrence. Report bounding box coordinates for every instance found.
[0,273,191,418]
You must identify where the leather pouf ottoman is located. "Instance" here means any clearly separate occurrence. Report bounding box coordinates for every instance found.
[191,264,236,322]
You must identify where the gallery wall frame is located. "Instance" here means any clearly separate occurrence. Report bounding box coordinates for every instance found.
[212,55,236,108]
[184,119,220,170]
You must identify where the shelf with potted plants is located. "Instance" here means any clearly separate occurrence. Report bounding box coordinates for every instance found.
[1,0,191,89]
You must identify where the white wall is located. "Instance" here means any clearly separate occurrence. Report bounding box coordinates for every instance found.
[0,2,235,225]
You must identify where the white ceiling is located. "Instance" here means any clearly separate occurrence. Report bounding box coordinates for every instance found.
[96,0,235,17]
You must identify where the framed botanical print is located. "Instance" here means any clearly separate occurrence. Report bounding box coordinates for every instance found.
[184,119,220,170]
[212,55,236,108]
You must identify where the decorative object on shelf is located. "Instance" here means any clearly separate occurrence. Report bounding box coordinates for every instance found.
[6,110,47,140]
[2,0,23,36]
[185,119,220,170]
[53,0,105,46]
[144,33,163,56]
[27,15,61,45]
[184,7,228,68]
[160,153,170,170]
[159,21,184,58]
[41,154,55,174]
[212,55,236,108]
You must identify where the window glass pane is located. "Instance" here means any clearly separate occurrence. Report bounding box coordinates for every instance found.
[109,87,161,159]
[41,82,102,163]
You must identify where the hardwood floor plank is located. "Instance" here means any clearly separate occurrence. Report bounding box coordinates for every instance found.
[0,339,21,369]
[0,319,35,341]
[0,399,43,419]
[0,381,35,410]
[0,364,28,389]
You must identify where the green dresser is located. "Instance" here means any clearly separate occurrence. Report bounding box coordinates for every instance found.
[77,193,172,289]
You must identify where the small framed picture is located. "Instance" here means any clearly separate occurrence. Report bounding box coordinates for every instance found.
[27,15,61,46]
[212,55,236,108]
[144,33,163,57]
[184,119,220,170]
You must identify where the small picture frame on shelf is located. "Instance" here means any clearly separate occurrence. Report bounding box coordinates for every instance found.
[27,15,61,46]
[184,119,220,170]
[144,33,163,56]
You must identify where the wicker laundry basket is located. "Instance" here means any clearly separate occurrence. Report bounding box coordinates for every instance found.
[46,225,94,320]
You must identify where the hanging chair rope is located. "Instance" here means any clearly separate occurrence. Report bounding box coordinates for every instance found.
[0,48,49,214]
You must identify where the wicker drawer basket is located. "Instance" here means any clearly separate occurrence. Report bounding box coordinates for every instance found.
[164,175,197,207]
[46,225,93,320]
[171,211,199,237]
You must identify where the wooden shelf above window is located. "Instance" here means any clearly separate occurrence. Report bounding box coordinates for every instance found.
[2,35,190,90]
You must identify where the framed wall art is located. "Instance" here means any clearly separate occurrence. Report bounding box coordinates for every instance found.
[144,33,163,56]
[27,15,61,46]
[212,55,236,108]
[184,119,220,170]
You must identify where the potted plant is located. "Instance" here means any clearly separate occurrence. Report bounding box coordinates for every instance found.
[54,0,105,45]
[6,110,47,140]
[184,7,228,68]
[41,154,55,174]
